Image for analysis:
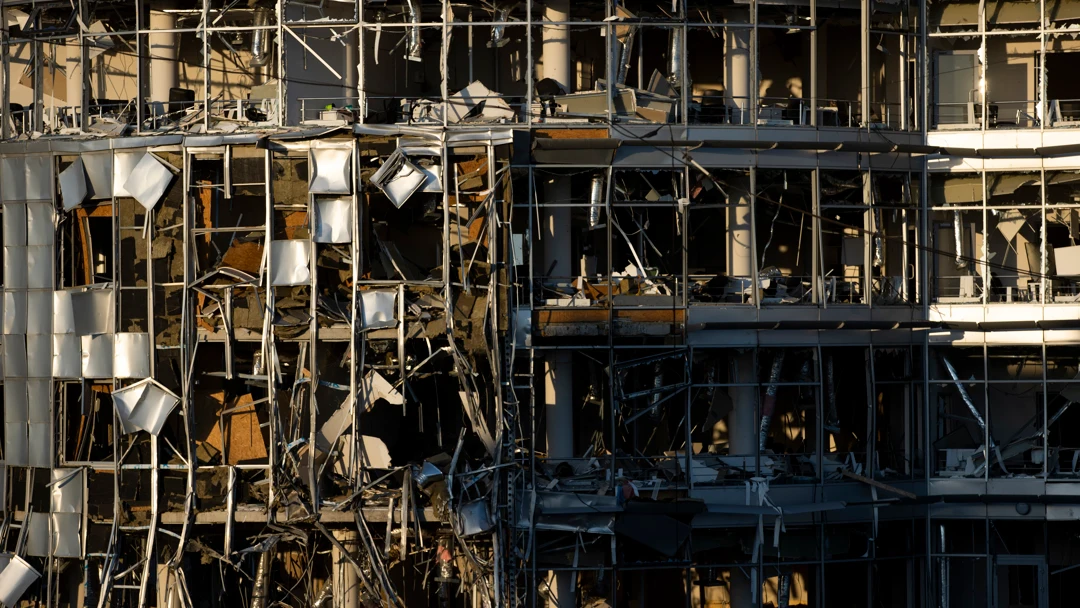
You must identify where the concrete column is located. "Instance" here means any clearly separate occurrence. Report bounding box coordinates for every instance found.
[726,175,753,285]
[543,351,573,462]
[542,0,572,93]
[724,16,751,124]
[547,569,575,608]
[727,354,755,608]
[728,353,756,462]
[542,8,574,605]
[542,178,573,281]
[860,0,870,125]
[149,11,178,105]
[65,41,83,127]
[344,29,359,104]
[332,530,360,608]
[729,571,754,608]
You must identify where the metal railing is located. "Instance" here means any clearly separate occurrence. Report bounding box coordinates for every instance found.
[1049,99,1080,125]
[934,100,1039,129]
[341,94,528,125]
[985,279,1041,303]
[824,276,866,304]
[932,275,984,302]
[686,274,901,305]
[1049,280,1080,303]
[208,97,279,124]
[299,97,364,124]
[48,96,279,132]
[690,453,763,484]
[988,99,1039,128]
[688,274,755,304]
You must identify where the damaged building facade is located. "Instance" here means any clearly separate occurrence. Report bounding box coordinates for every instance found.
[2,0,1080,607]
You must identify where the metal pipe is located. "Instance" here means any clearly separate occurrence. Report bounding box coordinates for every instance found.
[649,361,664,420]
[759,351,786,451]
[873,209,885,268]
[250,546,275,608]
[940,524,948,608]
[667,26,686,92]
[405,0,424,62]
[778,573,791,608]
[312,581,333,608]
[825,356,839,432]
[250,7,273,68]
[940,358,985,431]
[617,24,638,86]
[588,174,604,229]
[953,211,966,269]
[488,2,518,49]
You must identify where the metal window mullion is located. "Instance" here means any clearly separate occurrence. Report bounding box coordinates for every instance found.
[349,141,360,491]
[307,160,319,511]
[1041,167,1047,303]
[277,0,286,127]
[135,1,145,131]
[750,167,760,308]
[264,148,276,507]
[1042,341,1048,477]
[810,0,817,127]
[202,0,211,132]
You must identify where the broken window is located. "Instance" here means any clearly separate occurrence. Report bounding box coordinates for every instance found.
[1044,171,1080,301]
[931,207,986,303]
[818,6,864,128]
[987,34,1041,128]
[611,169,684,302]
[821,171,873,304]
[870,172,920,304]
[1045,346,1080,477]
[874,347,924,479]
[757,170,813,304]
[757,7,812,127]
[446,19,527,121]
[534,169,613,304]
[613,350,690,487]
[987,172,1042,301]
[930,39,982,128]
[358,6,447,125]
[986,347,1045,476]
[688,168,753,303]
[59,156,114,287]
[931,346,992,478]
[757,348,818,481]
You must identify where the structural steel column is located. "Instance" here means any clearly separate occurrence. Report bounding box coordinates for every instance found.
[149,10,178,105]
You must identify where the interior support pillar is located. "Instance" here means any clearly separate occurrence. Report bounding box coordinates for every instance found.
[149,10,179,106]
